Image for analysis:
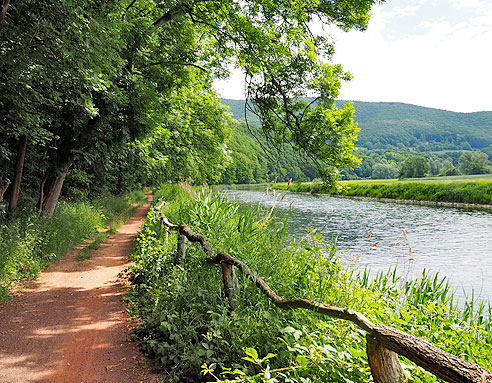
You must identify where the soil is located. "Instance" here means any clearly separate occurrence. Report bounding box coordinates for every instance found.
[0,193,161,383]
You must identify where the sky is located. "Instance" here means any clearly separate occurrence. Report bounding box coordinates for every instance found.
[213,0,492,113]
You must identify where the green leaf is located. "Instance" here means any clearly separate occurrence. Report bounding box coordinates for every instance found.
[296,355,310,367]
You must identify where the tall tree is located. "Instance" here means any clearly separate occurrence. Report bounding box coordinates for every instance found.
[1,0,381,214]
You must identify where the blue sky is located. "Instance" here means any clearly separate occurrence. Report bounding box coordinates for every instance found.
[214,0,492,113]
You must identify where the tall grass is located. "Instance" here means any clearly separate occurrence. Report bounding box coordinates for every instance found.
[127,184,492,383]
[0,190,147,302]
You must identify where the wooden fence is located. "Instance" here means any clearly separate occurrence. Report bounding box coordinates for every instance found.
[155,205,491,383]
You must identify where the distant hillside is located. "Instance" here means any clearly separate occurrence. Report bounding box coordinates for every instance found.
[221,99,492,155]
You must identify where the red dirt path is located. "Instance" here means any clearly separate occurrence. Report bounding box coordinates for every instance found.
[0,194,161,383]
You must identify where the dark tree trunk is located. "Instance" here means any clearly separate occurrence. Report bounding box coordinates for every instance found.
[175,235,187,263]
[0,0,10,22]
[37,174,49,216]
[40,158,73,216]
[8,134,28,214]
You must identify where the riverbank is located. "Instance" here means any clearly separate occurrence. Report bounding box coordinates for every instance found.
[273,176,492,207]
[126,184,492,383]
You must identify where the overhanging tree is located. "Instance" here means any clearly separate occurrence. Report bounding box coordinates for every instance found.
[1,0,381,214]
[146,0,379,182]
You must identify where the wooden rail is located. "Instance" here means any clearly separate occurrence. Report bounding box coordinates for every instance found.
[155,206,491,383]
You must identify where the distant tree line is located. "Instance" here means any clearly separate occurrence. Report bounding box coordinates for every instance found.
[221,99,492,182]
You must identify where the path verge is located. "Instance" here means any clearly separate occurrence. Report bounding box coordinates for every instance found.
[0,193,160,383]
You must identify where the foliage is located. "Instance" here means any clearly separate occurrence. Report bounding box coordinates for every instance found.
[126,184,492,382]
[399,156,430,179]
[1,0,381,215]
[0,191,145,301]
[221,99,492,182]
[221,123,318,184]
[458,151,491,175]
[222,99,492,155]
[371,163,399,179]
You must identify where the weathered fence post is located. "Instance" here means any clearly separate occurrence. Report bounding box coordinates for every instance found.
[221,261,239,298]
[175,235,187,264]
[366,334,409,383]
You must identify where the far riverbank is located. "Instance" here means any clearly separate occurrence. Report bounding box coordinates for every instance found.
[272,175,492,208]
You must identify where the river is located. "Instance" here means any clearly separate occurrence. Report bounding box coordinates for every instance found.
[223,189,492,305]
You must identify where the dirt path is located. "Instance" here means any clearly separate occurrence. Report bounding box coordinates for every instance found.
[0,194,161,383]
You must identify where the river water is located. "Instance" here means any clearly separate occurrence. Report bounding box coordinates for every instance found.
[223,189,492,305]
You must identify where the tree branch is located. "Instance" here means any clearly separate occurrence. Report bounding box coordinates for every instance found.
[153,6,188,31]
[134,60,208,73]
[122,0,138,20]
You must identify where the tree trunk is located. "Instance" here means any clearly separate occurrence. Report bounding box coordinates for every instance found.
[40,159,73,216]
[0,0,10,22]
[175,235,187,263]
[8,134,28,214]
[0,176,11,203]
[37,174,49,216]
[221,262,239,298]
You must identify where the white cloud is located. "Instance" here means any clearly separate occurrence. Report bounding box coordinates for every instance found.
[214,0,492,112]
[332,0,492,112]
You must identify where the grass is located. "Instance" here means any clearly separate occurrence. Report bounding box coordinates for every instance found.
[273,175,492,206]
[76,202,143,261]
[343,173,492,184]
[126,184,492,383]
[0,190,147,302]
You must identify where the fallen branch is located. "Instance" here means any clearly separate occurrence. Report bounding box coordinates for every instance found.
[159,214,214,257]
[159,212,492,383]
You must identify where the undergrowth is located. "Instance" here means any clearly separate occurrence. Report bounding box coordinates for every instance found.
[126,184,491,382]
[0,190,147,301]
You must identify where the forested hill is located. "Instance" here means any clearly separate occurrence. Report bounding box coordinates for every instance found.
[222,99,492,154]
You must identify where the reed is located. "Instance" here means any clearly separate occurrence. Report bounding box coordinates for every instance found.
[127,184,492,382]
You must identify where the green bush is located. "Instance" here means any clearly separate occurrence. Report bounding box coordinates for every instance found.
[127,185,492,382]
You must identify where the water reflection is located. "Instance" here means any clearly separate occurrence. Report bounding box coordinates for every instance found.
[223,189,492,304]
